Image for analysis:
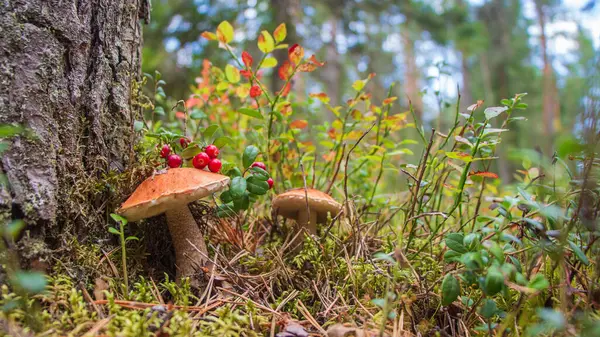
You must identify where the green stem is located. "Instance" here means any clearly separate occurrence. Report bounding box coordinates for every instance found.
[120,222,128,291]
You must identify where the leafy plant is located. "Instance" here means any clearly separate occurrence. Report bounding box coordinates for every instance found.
[109,213,139,291]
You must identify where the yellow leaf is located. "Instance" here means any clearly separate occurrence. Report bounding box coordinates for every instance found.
[273,23,287,43]
[258,31,275,53]
[261,57,278,69]
[236,85,250,98]
[352,80,365,92]
[225,64,240,83]
[216,21,234,44]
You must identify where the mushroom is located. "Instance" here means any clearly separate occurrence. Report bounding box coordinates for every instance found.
[272,188,341,238]
[117,168,229,281]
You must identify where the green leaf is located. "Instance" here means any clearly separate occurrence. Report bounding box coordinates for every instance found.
[181,145,202,159]
[242,145,260,168]
[528,274,549,291]
[246,176,269,195]
[371,298,386,308]
[441,274,460,306]
[230,177,247,199]
[568,241,590,266]
[154,106,165,115]
[0,124,23,138]
[12,271,47,294]
[484,106,508,120]
[226,167,242,178]
[203,124,220,139]
[190,110,206,120]
[479,299,497,319]
[250,166,270,180]
[233,192,250,210]
[445,234,467,254]
[110,214,128,225]
[4,220,25,241]
[484,265,504,296]
[213,136,233,149]
[125,236,139,242]
[108,227,120,235]
[220,190,233,203]
[238,108,263,119]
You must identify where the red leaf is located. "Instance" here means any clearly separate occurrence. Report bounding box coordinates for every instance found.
[240,70,252,79]
[278,61,292,80]
[279,82,291,97]
[309,55,325,67]
[249,85,262,98]
[288,44,304,65]
[469,171,499,179]
[242,51,253,68]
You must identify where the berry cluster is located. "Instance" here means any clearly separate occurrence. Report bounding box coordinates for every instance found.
[192,144,222,173]
[159,137,222,173]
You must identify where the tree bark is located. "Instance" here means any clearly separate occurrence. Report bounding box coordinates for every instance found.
[0,0,149,264]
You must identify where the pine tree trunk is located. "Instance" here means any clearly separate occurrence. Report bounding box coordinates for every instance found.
[0,0,149,265]
[401,25,423,119]
[535,0,560,152]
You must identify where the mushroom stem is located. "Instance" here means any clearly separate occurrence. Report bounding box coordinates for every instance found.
[165,205,207,282]
[297,208,318,236]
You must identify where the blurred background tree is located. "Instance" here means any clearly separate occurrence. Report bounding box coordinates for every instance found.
[143,0,599,181]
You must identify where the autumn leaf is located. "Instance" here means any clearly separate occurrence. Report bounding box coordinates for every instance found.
[279,82,291,97]
[261,57,278,69]
[273,23,287,43]
[216,21,234,44]
[225,64,240,83]
[383,97,398,105]
[288,44,304,64]
[278,61,293,80]
[290,120,308,129]
[298,63,317,72]
[258,31,275,53]
[240,70,252,79]
[309,92,330,104]
[201,31,217,41]
[242,51,253,68]
[309,55,325,67]
[469,171,499,179]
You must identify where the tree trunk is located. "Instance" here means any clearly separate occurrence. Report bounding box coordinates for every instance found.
[322,16,342,106]
[401,24,423,118]
[0,0,149,265]
[535,0,560,152]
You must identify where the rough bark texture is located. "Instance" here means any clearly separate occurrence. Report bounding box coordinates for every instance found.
[0,0,149,264]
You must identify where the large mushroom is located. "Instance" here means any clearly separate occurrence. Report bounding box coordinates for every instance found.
[272,188,342,239]
[117,168,229,281]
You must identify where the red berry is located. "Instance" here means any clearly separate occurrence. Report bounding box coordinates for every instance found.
[208,159,222,173]
[192,152,210,169]
[167,154,182,168]
[205,145,219,158]
[179,137,190,148]
[267,178,274,189]
[160,145,171,158]
[251,162,267,170]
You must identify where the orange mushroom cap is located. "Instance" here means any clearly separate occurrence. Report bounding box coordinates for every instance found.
[117,168,229,222]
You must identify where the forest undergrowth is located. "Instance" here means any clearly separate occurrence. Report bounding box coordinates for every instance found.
[1,22,599,337]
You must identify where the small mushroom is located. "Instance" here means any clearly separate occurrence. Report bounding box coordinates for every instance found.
[272,188,341,238]
[117,168,229,281]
